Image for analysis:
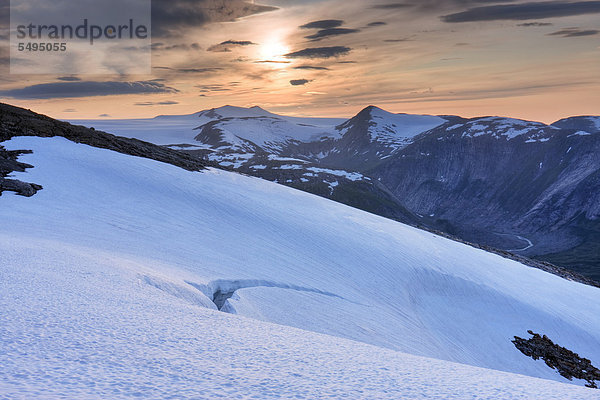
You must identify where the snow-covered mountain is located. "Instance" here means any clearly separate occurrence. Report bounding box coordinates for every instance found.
[2,103,600,398]
[71,105,600,281]
[371,114,600,280]
[326,105,447,167]
[194,105,344,153]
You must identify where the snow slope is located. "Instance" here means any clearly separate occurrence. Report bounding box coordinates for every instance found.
[2,236,596,399]
[2,136,600,397]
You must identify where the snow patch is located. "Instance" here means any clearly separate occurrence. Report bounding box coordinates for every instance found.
[306,167,366,181]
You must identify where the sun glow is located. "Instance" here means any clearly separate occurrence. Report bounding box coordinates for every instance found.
[259,40,290,63]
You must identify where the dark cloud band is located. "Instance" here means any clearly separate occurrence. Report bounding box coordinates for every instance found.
[290,79,311,86]
[294,65,330,70]
[305,28,360,41]
[207,40,257,52]
[300,20,344,29]
[371,3,413,9]
[442,1,600,23]
[549,27,599,37]
[135,101,179,106]
[0,81,178,99]
[517,22,553,26]
[285,46,351,59]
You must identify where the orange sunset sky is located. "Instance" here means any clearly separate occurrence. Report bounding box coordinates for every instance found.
[1,0,599,123]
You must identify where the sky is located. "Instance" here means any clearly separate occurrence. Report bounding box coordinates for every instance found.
[0,0,599,122]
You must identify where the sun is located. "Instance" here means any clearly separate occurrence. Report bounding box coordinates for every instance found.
[259,40,290,63]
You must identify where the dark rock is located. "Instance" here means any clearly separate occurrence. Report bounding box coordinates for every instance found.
[0,178,42,197]
[513,330,600,388]
[0,146,42,197]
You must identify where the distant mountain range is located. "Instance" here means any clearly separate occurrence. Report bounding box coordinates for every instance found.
[71,105,600,280]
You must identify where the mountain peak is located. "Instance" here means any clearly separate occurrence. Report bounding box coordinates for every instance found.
[199,105,275,120]
[358,105,386,117]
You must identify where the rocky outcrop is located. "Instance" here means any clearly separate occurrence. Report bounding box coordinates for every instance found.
[0,147,42,197]
[513,330,600,388]
[0,103,207,173]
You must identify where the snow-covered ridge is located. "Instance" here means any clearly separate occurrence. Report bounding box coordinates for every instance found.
[194,106,346,151]
[70,107,600,152]
[454,117,558,140]
[2,136,600,395]
[70,105,347,155]
[193,113,343,153]
[552,116,600,135]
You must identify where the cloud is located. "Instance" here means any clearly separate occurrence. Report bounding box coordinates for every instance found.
[152,0,278,37]
[153,66,222,73]
[178,68,223,73]
[367,21,388,27]
[135,101,180,106]
[196,84,232,93]
[305,28,360,41]
[372,0,518,13]
[548,27,599,37]
[98,114,112,117]
[518,22,553,26]
[254,60,291,64]
[152,43,201,51]
[57,77,82,82]
[294,65,330,70]
[300,20,344,29]
[207,40,257,52]
[0,1,7,32]
[0,81,178,99]
[442,1,600,23]
[285,46,351,59]
[245,73,268,81]
[384,38,414,42]
[62,109,77,113]
[371,3,413,9]
[290,79,311,86]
